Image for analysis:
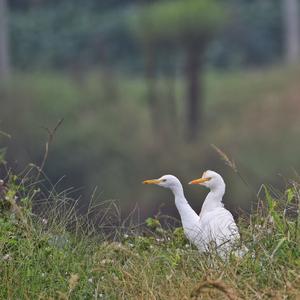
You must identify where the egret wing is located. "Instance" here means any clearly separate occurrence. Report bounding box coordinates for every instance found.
[200,207,240,248]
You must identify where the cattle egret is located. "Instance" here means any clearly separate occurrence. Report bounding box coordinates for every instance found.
[143,172,241,258]
[189,170,241,257]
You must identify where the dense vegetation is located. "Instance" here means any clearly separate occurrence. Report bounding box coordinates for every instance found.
[0,166,299,299]
[8,0,283,70]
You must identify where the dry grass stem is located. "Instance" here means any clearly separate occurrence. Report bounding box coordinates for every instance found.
[190,279,240,300]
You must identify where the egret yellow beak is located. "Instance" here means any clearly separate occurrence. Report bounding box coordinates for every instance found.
[188,177,211,185]
[142,179,162,185]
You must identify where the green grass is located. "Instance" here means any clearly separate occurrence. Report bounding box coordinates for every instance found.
[1,64,300,299]
[0,169,299,299]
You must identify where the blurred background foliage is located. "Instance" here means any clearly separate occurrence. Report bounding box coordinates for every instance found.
[8,0,283,70]
[1,0,300,220]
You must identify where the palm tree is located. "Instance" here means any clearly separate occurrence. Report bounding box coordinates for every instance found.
[130,0,225,141]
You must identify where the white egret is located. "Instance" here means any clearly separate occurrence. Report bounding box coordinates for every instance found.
[143,171,241,258]
[143,175,203,250]
[189,170,241,257]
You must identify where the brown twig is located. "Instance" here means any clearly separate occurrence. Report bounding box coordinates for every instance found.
[0,130,11,139]
[36,118,64,181]
[211,144,237,172]
[211,144,259,201]
[190,279,240,300]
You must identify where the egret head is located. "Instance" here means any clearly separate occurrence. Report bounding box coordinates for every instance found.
[188,170,225,191]
[143,174,181,190]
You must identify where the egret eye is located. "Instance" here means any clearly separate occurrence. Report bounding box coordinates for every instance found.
[162,179,167,182]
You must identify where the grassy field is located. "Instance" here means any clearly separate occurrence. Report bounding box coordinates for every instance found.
[1,65,300,298]
[0,168,299,299]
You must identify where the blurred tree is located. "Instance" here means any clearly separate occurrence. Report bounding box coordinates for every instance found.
[0,0,10,80]
[131,0,225,141]
[129,19,161,136]
[282,0,300,64]
[208,0,282,68]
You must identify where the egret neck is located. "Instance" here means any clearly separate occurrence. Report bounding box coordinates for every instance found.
[170,184,199,228]
[200,182,225,218]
